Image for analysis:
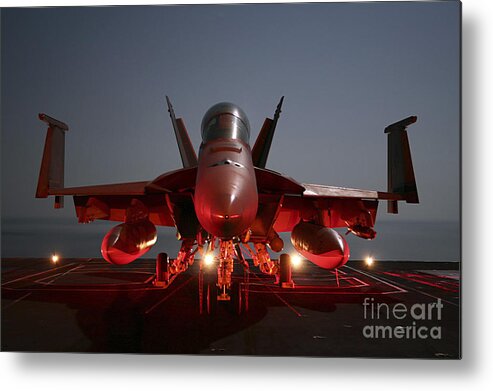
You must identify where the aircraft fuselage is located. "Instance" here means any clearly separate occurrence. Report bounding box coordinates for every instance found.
[194,103,258,239]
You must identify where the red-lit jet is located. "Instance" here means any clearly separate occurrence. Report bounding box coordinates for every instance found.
[36,97,418,313]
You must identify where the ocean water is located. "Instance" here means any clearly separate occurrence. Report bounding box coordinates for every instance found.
[1,217,460,262]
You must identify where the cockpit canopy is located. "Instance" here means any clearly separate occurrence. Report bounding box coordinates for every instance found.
[201,102,250,144]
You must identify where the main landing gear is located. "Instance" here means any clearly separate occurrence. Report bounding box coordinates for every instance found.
[153,239,197,288]
[152,238,297,315]
[153,252,171,287]
[279,253,295,288]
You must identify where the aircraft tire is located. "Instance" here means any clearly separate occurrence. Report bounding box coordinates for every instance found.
[279,253,292,286]
[156,252,170,282]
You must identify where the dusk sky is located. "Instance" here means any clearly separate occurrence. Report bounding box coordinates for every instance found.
[1,2,460,225]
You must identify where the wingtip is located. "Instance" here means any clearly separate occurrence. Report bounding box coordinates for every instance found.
[384,115,418,133]
[37,113,69,131]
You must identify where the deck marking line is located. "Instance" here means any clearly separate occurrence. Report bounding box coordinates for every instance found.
[344,265,408,293]
[1,262,78,286]
[1,292,32,310]
[144,276,193,315]
[43,264,85,285]
[345,265,459,307]
[248,270,303,317]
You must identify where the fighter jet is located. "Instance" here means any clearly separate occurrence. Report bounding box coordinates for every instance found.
[36,97,418,313]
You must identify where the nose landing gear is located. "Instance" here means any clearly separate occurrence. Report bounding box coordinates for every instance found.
[198,239,249,315]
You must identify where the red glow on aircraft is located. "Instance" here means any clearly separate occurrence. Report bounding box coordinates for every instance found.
[35,97,419,313]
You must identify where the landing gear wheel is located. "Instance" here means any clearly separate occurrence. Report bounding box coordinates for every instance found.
[279,253,293,288]
[156,252,170,284]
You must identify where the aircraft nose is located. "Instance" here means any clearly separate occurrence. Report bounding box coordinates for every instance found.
[209,194,246,237]
[194,162,259,239]
[211,214,244,238]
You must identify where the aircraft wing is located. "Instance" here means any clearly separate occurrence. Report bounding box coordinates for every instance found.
[47,181,150,196]
[35,113,198,234]
[253,162,414,235]
[301,183,406,201]
[302,183,380,199]
[43,172,196,230]
[255,114,419,238]
[41,180,171,226]
[253,178,376,235]
[253,111,419,239]
[272,182,403,235]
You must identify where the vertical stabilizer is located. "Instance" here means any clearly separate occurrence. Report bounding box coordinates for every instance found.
[385,116,419,213]
[252,96,284,168]
[36,113,69,206]
[166,96,198,168]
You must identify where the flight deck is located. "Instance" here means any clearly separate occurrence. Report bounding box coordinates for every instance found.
[1,258,460,358]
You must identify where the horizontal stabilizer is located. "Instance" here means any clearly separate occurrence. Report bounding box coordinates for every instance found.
[166,96,198,168]
[252,96,284,168]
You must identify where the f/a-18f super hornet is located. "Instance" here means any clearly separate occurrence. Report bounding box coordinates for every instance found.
[36,97,418,313]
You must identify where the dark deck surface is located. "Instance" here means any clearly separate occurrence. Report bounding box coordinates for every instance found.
[1,257,460,358]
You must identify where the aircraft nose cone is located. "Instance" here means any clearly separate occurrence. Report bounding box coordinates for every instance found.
[211,213,244,237]
[194,160,259,239]
[209,195,246,237]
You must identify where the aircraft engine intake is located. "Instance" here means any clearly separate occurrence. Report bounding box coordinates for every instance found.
[101,219,157,265]
[290,221,349,269]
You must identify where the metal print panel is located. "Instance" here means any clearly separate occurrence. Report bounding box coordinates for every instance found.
[1,1,461,358]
